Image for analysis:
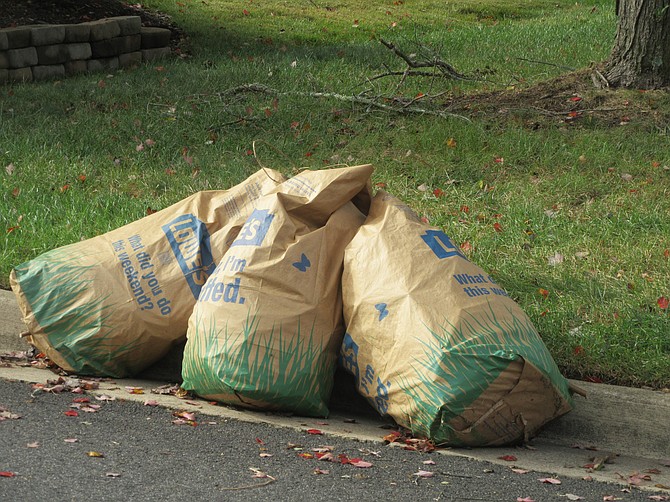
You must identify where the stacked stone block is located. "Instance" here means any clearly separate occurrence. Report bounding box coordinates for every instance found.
[0,17,172,83]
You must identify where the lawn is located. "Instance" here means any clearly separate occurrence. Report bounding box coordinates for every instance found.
[1,0,669,388]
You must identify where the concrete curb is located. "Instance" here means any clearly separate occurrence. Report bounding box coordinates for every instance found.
[1,288,669,489]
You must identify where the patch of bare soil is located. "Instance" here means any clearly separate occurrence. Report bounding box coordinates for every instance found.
[444,68,670,129]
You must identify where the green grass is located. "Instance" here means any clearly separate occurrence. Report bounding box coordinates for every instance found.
[1,0,669,388]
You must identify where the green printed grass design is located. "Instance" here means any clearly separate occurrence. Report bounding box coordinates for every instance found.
[182,311,334,416]
[398,302,572,444]
[13,247,138,377]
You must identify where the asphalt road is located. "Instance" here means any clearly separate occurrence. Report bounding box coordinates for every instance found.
[0,380,661,502]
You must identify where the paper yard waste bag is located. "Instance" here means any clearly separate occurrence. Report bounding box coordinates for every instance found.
[9,169,285,378]
[339,192,573,446]
[181,165,372,417]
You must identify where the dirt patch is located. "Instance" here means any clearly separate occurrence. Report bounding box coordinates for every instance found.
[444,68,670,129]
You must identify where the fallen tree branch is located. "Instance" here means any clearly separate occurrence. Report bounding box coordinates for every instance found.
[214,83,470,121]
[379,38,468,80]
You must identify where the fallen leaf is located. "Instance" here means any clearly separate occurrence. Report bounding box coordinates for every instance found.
[657,297,669,310]
[298,453,314,459]
[433,188,445,198]
[417,183,428,192]
[446,138,457,148]
[313,468,329,475]
[493,222,503,233]
[350,459,373,468]
[548,252,565,266]
[94,394,115,401]
[26,442,39,448]
[11,187,20,198]
[648,496,670,501]
[645,468,662,475]
[0,409,21,420]
[125,386,144,394]
[564,495,584,501]
[243,8,250,15]
[64,410,79,417]
[494,156,504,164]
[620,173,633,182]
[306,429,323,435]
[512,468,530,474]
[144,400,159,406]
[539,477,562,484]
[0,471,16,477]
[60,184,70,193]
[517,498,535,502]
[460,241,472,253]
[423,460,436,465]
[64,438,79,443]
[538,288,550,299]
[5,163,15,175]
[498,455,518,462]
[87,451,104,458]
[575,251,590,260]
[413,470,434,478]
[259,453,273,458]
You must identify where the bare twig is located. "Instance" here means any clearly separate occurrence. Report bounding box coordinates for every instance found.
[515,57,575,71]
[213,83,470,121]
[379,38,468,80]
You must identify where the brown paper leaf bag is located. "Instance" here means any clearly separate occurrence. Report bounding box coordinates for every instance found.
[181,165,372,417]
[339,192,573,446]
[10,169,285,377]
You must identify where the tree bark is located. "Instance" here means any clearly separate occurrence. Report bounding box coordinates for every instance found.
[604,0,670,88]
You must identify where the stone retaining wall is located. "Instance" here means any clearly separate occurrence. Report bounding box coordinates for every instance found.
[0,16,172,83]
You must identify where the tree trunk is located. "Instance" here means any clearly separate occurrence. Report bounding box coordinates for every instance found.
[604,0,670,88]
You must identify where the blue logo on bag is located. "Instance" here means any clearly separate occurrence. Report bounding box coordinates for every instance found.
[375,303,389,321]
[232,209,274,247]
[162,214,216,299]
[339,333,360,381]
[292,253,311,272]
[421,229,465,260]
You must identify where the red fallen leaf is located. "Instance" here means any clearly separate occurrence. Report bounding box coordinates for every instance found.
[306,429,323,435]
[298,453,314,459]
[60,184,70,193]
[460,205,469,213]
[493,222,503,233]
[6,226,19,234]
[243,9,250,15]
[72,397,90,403]
[569,96,582,102]
[146,207,157,216]
[568,111,580,118]
[657,297,669,309]
[0,471,16,477]
[420,216,429,224]
[539,477,561,484]
[290,121,300,130]
[305,152,313,158]
[574,345,585,356]
[538,288,550,299]
[433,188,445,197]
[264,108,272,118]
[78,174,86,183]
[255,437,266,445]
[350,458,373,468]
[316,452,334,461]
[498,455,518,461]
[460,241,472,253]
[375,182,387,188]
[11,187,20,198]
[493,156,504,164]
[64,410,79,417]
